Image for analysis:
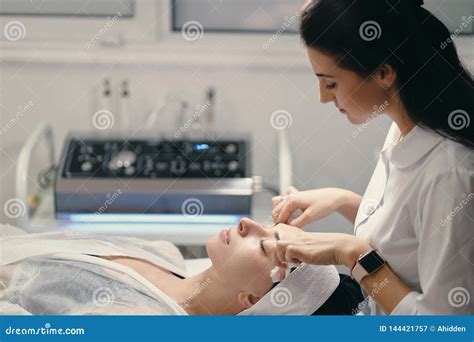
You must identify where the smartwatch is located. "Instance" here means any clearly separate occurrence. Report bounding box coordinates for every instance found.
[351,249,386,283]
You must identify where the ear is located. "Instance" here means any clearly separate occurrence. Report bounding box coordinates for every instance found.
[237,292,262,309]
[374,63,397,88]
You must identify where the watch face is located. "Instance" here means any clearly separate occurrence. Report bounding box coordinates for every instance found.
[359,251,385,273]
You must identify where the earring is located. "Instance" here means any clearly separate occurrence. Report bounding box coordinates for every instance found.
[383,85,389,91]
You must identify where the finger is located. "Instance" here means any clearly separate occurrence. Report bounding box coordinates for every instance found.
[289,212,310,227]
[272,206,281,223]
[277,197,299,223]
[262,238,277,256]
[272,198,287,222]
[263,239,286,267]
[285,186,298,195]
[275,241,288,264]
[271,195,283,209]
[285,246,304,264]
[278,264,288,281]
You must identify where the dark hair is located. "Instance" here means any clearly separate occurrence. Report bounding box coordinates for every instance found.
[300,0,474,148]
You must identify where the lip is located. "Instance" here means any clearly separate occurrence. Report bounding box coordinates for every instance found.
[219,228,230,244]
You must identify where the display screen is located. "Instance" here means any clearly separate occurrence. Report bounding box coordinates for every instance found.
[194,143,209,152]
[360,251,385,273]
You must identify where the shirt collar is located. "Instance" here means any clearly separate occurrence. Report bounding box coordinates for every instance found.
[382,124,443,169]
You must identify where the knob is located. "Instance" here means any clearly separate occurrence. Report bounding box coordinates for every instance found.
[81,161,92,172]
[225,144,237,154]
[109,150,137,170]
[227,160,239,171]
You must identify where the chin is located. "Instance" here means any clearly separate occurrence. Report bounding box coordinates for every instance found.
[205,235,223,266]
[347,113,367,125]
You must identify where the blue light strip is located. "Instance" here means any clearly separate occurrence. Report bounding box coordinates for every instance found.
[59,213,242,224]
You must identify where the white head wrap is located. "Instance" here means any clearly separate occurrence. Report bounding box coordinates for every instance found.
[238,264,340,315]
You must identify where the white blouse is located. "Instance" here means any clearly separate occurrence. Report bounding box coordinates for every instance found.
[354,123,473,315]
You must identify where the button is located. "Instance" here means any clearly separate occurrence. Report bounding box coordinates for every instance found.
[189,162,200,171]
[156,162,168,171]
[365,204,376,215]
[225,144,237,154]
[227,161,239,171]
[203,161,211,172]
[81,161,92,172]
[124,166,135,176]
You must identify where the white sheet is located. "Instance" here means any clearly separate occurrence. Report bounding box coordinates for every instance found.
[0,224,188,315]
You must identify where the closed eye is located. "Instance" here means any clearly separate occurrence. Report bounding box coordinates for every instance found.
[260,239,266,255]
[260,231,281,255]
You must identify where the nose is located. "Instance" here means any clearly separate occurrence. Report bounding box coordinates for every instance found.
[237,217,266,238]
[319,81,335,104]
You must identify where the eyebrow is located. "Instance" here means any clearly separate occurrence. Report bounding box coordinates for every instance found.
[315,73,335,78]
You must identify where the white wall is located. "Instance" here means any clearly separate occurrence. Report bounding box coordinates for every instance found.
[1,35,473,234]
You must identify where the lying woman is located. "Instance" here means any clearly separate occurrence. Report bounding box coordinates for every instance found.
[0,218,363,315]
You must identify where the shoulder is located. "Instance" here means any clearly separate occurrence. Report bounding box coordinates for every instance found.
[425,137,473,177]
[411,135,473,221]
[416,137,473,199]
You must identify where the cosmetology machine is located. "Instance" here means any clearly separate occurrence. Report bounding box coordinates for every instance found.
[54,134,258,222]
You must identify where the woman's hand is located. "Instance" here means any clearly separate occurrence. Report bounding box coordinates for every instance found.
[272,187,357,227]
[265,231,372,269]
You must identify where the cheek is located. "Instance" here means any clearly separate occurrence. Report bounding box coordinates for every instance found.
[342,82,386,120]
[207,237,274,291]
[224,245,273,288]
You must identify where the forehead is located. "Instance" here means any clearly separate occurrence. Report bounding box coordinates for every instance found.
[307,48,339,75]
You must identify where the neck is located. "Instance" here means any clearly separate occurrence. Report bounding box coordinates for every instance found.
[170,267,242,315]
[386,93,416,139]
